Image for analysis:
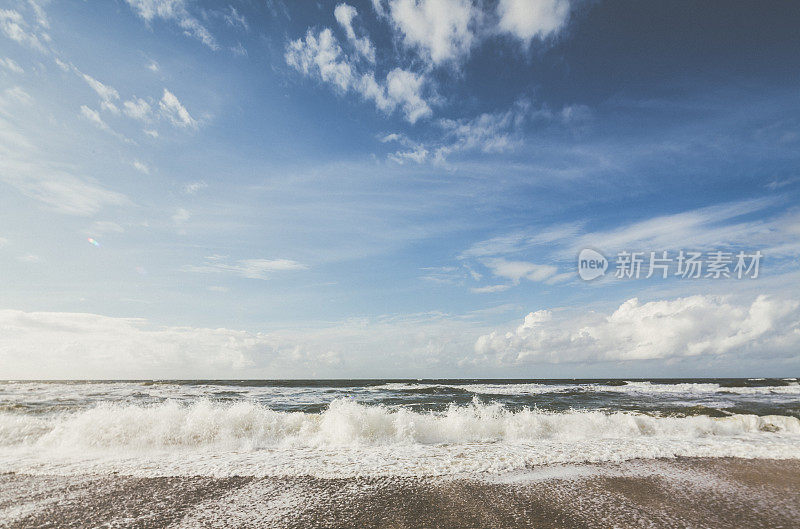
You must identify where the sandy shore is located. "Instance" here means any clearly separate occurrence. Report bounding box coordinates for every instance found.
[1,458,798,528]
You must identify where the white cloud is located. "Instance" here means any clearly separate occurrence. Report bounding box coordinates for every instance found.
[0,309,475,378]
[0,115,128,216]
[496,0,570,44]
[185,255,309,280]
[385,68,431,122]
[123,97,152,121]
[286,28,431,123]
[471,284,511,293]
[0,56,23,73]
[0,310,259,378]
[334,3,376,62]
[564,198,789,258]
[384,98,541,164]
[80,105,110,130]
[1,86,32,105]
[124,0,218,50]
[159,88,197,128]
[483,257,557,283]
[172,207,190,223]
[285,1,574,128]
[132,160,150,174]
[460,223,584,259]
[0,9,46,52]
[80,105,110,131]
[370,0,387,17]
[388,0,477,65]
[224,6,248,31]
[286,28,354,92]
[183,180,207,194]
[81,73,119,109]
[474,295,800,365]
[0,159,128,216]
[28,0,49,29]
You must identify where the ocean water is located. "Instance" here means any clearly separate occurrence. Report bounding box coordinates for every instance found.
[1,378,799,478]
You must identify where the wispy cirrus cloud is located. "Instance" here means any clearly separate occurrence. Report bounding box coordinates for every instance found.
[0,8,47,53]
[0,112,129,216]
[159,88,197,128]
[184,255,309,280]
[124,0,218,50]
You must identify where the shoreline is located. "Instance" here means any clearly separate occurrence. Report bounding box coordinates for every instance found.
[2,457,798,528]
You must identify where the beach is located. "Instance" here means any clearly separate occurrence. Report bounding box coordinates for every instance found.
[2,458,798,528]
[1,380,798,527]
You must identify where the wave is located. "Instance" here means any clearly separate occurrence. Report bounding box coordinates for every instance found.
[2,398,799,451]
[374,381,800,396]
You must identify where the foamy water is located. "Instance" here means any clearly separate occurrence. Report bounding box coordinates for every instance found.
[1,379,798,477]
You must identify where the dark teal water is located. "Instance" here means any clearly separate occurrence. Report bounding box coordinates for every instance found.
[2,378,798,417]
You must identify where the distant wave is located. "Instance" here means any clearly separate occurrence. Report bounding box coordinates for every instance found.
[373,380,800,396]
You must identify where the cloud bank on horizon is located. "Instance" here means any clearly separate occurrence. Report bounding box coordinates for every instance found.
[0,0,799,378]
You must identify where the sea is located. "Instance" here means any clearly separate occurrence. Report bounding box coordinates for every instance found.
[1,378,799,478]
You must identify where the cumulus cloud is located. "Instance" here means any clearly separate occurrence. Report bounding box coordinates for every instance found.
[286,28,353,92]
[286,27,431,123]
[0,309,475,378]
[474,295,800,366]
[388,0,477,65]
[0,310,260,379]
[123,97,152,121]
[285,1,575,125]
[185,255,308,280]
[496,0,571,44]
[385,68,431,122]
[124,0,218,50]
[159,88,197,128]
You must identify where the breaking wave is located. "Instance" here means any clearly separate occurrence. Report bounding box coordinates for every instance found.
[3,398,799,451]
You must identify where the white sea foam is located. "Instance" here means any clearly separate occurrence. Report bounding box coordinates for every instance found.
[1,399,799,477]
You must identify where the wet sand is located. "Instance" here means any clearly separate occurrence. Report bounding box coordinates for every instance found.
[1,458,798,528]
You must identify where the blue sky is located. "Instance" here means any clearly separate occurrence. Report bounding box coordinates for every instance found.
[1,0,799,378]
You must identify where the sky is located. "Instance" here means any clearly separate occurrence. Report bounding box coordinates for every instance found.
[1,0,799,379]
